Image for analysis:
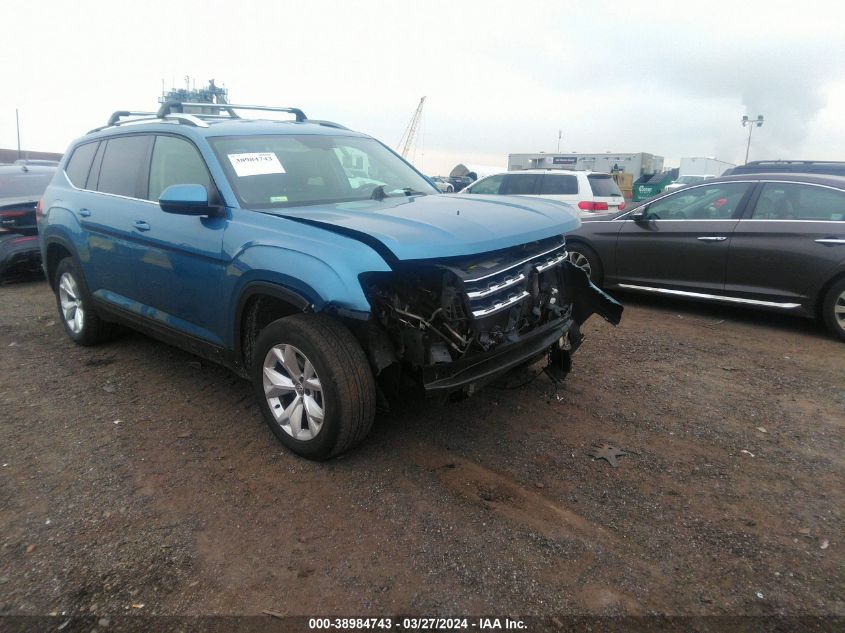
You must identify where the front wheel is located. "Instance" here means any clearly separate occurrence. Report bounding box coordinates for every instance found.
[565,243,604,286]
[821,278,845,342]
[252,314,376,459]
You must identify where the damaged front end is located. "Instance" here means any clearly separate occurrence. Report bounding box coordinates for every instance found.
[359,236,622,397]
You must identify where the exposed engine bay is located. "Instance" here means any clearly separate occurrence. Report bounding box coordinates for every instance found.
[359,236,623,395]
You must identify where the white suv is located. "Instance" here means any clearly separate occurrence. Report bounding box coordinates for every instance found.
[461,169,626,214]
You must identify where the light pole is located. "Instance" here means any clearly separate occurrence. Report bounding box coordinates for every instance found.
[557,129,562,153]
[741,114,764,163]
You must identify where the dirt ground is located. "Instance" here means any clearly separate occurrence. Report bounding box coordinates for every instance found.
[1,277,843,620]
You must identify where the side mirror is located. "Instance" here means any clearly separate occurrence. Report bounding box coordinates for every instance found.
[630,208,648,222]
[159,184,219,216]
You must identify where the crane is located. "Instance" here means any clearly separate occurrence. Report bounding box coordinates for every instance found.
[397,96,426,160]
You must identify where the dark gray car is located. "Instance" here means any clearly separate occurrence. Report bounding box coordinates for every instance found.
[564,173,845,340]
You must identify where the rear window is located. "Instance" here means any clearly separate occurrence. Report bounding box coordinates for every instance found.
[64,142,99,188]
[752,183,845,221]
[97,136,151,198]
[0,168,55,199]
[587,174,622,197]
[539,174,578,195]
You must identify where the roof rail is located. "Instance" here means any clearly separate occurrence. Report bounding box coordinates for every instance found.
[107,110,157,126]
[157,100,307,122]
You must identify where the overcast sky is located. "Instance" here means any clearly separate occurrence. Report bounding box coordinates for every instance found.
[3,0,844,174]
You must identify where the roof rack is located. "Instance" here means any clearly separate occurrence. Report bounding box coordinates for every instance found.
[156,100,307,122]
[93,102,339,134]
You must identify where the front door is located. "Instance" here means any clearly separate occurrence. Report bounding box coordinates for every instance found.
[614,182,753,293]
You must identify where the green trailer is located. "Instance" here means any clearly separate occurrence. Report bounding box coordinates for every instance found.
[632,170,678,202]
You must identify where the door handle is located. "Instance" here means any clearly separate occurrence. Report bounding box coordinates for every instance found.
[79,208,91,217]
[697,236,727,242]
[133,220,151,232]
[815,238,845,245]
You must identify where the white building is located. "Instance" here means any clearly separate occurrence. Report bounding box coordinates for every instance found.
[508,152,664,178]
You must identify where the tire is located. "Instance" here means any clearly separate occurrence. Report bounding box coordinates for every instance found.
[821,277,845,342]
[252,314,376,459]
[53,257,117,346]
[566,243,604,286]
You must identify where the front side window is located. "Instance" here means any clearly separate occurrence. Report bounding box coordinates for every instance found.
[644,183,750,220]
[148,136,212,201]
[502,174,539,195]
[751,183,845,221]
[97,136,151,198]
[539,174,578,195]
[210,134,436,209]
[467,174,504,195]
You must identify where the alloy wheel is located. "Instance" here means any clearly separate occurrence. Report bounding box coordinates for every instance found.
[835,289,845,332]
[262,344,325,441]
[58,272,85,334]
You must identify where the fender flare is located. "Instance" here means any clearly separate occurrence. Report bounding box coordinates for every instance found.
[232,281,313,371]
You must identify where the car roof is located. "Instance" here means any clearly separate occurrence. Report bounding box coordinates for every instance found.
[714,172,845,187]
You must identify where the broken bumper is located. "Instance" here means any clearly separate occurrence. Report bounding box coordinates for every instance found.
[421,267,623,394]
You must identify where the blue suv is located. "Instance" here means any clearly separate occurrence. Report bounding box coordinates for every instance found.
[38,101,622,459]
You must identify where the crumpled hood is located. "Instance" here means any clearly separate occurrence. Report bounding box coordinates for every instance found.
[262,194,581,261]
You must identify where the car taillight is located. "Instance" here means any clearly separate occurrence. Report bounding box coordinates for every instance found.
[35,198,44,219]
[618,201,626,211]
[577,201,609,212]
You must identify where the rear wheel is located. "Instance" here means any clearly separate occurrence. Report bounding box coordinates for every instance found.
[821,278,845,342]
[54,257,117,345]
[252,314,376,459]
[565,243,603,286]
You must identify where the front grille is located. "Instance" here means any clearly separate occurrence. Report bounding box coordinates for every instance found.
[460,241,567,319]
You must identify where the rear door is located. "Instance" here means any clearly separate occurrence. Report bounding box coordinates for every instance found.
[78,135,154,300]
[725,181,845,310]
[614,181,753,293]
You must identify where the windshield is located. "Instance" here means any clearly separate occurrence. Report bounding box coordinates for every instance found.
[675,175,706,185]
[210,134,437,209]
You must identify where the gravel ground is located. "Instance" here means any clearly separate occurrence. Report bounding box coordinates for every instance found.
[0,277,843,620]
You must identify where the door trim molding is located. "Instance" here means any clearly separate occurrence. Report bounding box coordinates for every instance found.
[618,284,802,309]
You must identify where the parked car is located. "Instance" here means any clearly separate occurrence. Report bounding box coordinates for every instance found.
[723,160,845,177]
[429,176,454,193]
[448,175,473,192]
[0,162,56,280]
[563,174,845,340]
[461,169,626,214]
[38,101,622,459]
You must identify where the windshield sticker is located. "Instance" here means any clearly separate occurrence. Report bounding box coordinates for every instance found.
[270,196,288,203]
[228,152,286,177]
